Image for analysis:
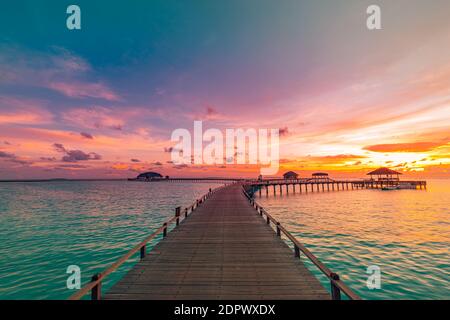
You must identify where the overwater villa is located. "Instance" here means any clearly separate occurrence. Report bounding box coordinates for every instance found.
[367,167,401,182]
[283,171,299,179]
[364,167,426,190]
[136,171,164,181]
[311,172,332,182]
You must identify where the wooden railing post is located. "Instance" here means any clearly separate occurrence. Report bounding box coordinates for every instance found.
[330,273,341,300]
[276,222,281,237]
[140,245,146,259]
[175,207,181,226]
[266,216,270,224]
[294,244,300,258]
[184,208,188,218]
[163,223,168,238]
[91,273,102,300]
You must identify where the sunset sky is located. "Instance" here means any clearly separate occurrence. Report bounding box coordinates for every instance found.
[1,0,450,179]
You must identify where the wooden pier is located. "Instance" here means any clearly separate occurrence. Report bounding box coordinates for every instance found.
[70,184,359,300]
[246,179,426,197]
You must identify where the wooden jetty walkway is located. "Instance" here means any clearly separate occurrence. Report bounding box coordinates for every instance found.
[70,184,360,300]
[247,179,426,197]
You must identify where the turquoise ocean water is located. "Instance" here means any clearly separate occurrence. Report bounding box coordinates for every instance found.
[257,179,449,300]
[0,181,222,299]
[0,179,448,299]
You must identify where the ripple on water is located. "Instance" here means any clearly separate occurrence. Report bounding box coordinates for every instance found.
[0,181,222,299]
[258,180,450,300]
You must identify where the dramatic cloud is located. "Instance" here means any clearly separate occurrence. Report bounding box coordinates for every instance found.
[48,82,120,101]
[130,158,141,162]
[363,142,446,153]
[40,157,57,161]
[279,127,290,137]
[0,96,53,125]
[0,151,29,165]
[173,164,189,169]
[62,107,125,131]
[205,105,220,120]
[0,151,15,159]
[50,47,91,72]
[56,164,89,169]
[80,132,94,139]
[53,143,102,162]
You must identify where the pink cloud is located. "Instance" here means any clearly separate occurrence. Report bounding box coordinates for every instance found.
[50,47,91,72]
[62,107,125,130]
[48,81,120,101]
[0,96,53,125]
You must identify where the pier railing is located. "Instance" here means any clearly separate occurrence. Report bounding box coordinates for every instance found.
[242,187,361,300]
[68,184,228,300]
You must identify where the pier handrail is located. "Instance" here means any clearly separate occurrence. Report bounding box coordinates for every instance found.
[68,184,228,300]
[242,187,361,300]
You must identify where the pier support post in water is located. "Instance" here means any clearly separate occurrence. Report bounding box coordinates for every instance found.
[163,223,168,237]
[175,207,181,226]
[140,245,146,259]
[294,245,300,258]
[330,273,341,300]
[91,273,102,300]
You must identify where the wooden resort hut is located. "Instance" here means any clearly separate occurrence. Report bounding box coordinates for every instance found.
[367,167,401,182]
[311,172,330,182]
[136,171,164,181]
[283,171,298,180]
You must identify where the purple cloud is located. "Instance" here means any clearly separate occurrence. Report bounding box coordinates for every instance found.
[53,143,102,162]
[0,151,29,165]
[80,132,94,139]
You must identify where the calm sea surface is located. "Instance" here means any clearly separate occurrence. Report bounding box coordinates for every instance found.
[0,181,222,299]
[257,179,450,300]
[0,180,449,299]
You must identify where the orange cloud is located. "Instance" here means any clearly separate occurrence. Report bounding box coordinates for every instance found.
[363,142,447,153]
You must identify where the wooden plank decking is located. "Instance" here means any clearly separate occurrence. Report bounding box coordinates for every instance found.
[104,184,329,300]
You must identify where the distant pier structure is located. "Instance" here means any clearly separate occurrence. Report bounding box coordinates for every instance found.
[361,167,425,190]
[129,168,426,192]
[129,171,242,184]
[247,168,426,197]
